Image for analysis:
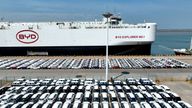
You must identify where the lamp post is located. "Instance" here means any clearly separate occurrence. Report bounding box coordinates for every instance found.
[102,12,113,81]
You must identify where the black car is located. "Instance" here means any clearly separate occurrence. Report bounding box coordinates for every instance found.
[0,86,10,95]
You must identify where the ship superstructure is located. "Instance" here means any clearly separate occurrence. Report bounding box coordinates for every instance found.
[0,14,157,55]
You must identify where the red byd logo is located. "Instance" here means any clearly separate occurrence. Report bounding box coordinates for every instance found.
[16,30,39,44]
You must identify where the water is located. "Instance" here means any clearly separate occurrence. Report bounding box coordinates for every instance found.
[151,31,192,55]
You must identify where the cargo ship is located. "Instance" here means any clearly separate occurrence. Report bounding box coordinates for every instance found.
[0,13,157,55]
[173,37,192,55]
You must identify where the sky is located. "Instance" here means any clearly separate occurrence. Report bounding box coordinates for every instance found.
[0,0,192,29]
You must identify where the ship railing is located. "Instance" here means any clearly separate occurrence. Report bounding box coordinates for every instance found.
[85,26,107,29]
[56,23,148,29]
[84,25,147,29]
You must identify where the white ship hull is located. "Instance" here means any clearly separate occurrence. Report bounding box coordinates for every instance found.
[0,15,156,55]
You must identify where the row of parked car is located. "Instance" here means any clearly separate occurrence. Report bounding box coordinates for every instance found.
[0,58,191,69]
[0,78,191,108]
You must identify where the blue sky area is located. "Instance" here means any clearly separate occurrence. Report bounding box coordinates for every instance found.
[0,0,192,29]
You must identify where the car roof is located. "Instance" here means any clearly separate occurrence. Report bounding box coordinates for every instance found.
[127,93,135,98]
[11,102,24,108]
[52,101,62,108]
[21,102,34,108]
[112,102,119,108]
[131,102,140,108]
[121,102,129,108]
[167,91,179,97]
[75,92,83,98]
[48,93,58,99]
[31,93,41,98]
[108,86,114,89]
[73,102,80,108]
[151,92,161,98]
[159,101,172,108]
[110,92,116,97]
[123,86,130,89]
[150,101,161,108]
[135,93,144,98]
[178,101,192,107]
[22,93,33,98]
[169,101,182,108]
[159,85,170,90]
[102,102,109,108]
[118,92,126,97]
[67,92,74,98]
[160,92,170,97]
[84,91,91,97]
[31,102,42,108]
[82,102,89,108]
[42,102,52,108]
[101,92,108,97]
[93,92,99,97]
[141,102,151,108]
[62,102,71,108]
[142,92,153,97]
[58,93,66,98]
[40,93,50,99]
